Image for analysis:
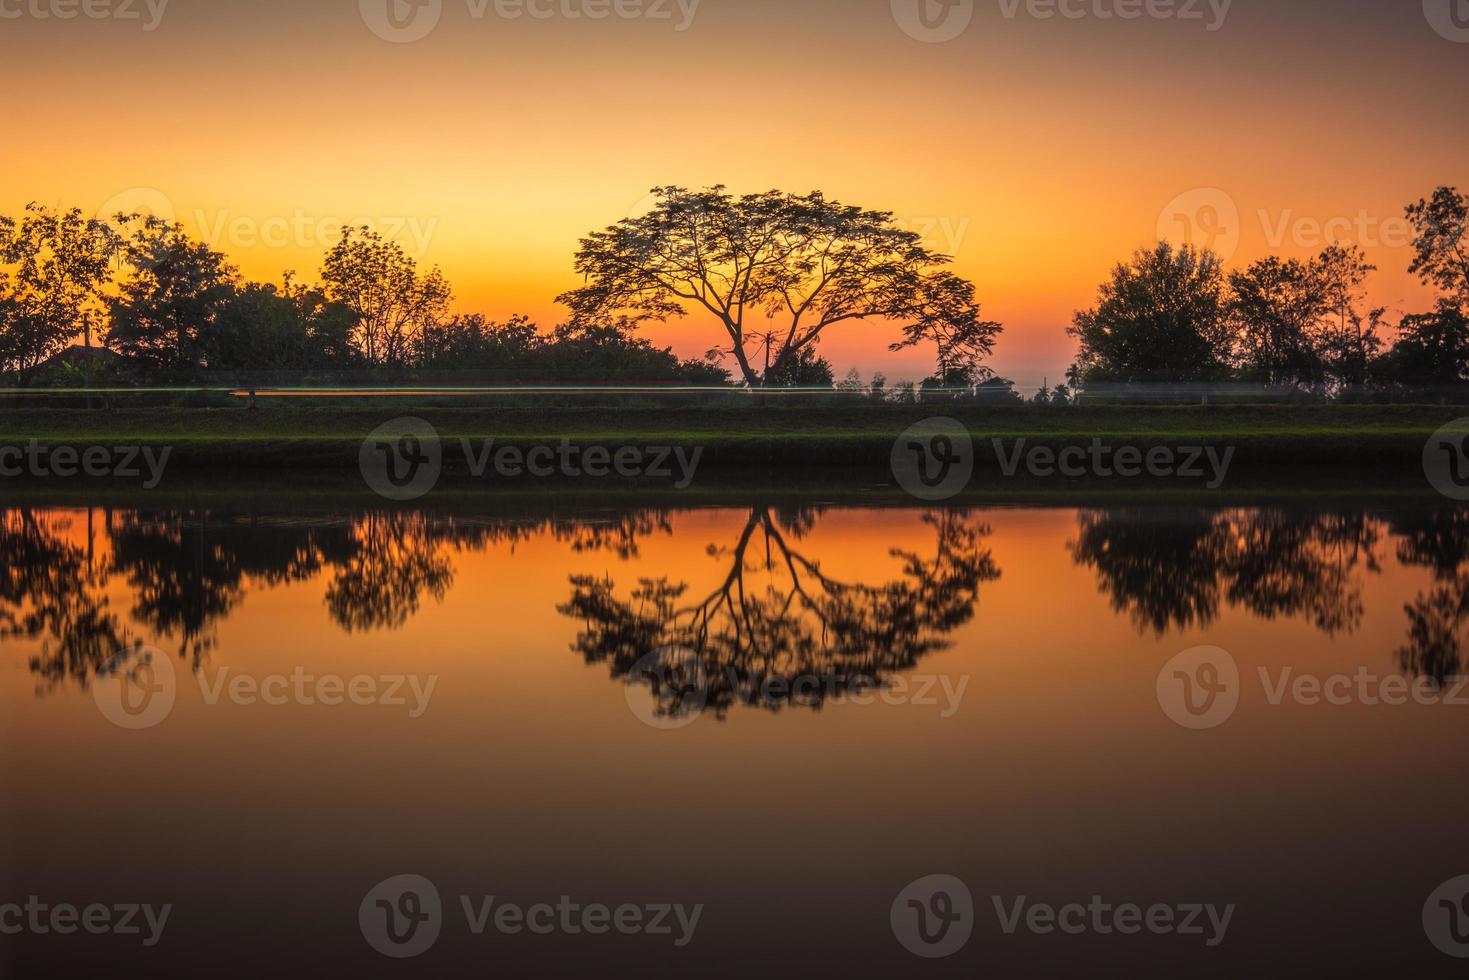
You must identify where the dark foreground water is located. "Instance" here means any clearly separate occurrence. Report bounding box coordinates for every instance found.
[2,496,1468,977]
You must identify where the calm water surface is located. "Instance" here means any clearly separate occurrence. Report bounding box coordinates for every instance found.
[2,498,1467,976]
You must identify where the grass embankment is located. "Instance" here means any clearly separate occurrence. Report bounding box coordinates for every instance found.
[0,402,1457,472]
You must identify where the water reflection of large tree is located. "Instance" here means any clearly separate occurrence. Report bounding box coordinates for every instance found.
[1069,508,1380,635]
[558,508,999,718]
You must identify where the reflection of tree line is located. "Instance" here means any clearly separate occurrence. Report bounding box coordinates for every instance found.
[1070,507,1469,683]
[2,507,689,690]
[1069,509,1380,636]
[4,505,1468,699]
[5,510,453,690]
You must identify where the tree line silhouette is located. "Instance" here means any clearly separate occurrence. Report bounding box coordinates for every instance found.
[6,503,1467,712]
[1068,187,1469,396]
[0,183,1464,394]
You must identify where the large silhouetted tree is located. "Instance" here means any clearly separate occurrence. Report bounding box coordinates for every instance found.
[558,186,1000,387]
[1068,242,1232,386]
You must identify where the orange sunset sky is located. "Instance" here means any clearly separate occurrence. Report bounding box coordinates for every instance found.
[3,0,1466,386]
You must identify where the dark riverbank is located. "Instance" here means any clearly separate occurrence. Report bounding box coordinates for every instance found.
[0,403,1460,474]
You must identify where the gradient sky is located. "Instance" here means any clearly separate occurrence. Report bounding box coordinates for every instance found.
[3,0,1466,385]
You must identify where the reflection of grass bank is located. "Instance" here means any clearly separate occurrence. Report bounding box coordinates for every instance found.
[0,468,1453,513]
[0,403,1461,471]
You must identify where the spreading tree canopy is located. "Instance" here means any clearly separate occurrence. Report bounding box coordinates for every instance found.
[558,186,1001,387]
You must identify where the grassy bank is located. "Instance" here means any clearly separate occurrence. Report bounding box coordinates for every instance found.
[0,402,1458,471]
